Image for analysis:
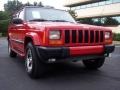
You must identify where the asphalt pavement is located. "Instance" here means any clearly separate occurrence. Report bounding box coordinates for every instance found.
[0,37,120,90]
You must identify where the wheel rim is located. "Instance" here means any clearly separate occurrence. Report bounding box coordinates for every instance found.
[26,49,33,72]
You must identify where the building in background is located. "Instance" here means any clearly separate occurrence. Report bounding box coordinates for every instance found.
[65,0,120,33]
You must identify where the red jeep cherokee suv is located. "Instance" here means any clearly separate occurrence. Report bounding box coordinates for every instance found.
[8,6,115,78]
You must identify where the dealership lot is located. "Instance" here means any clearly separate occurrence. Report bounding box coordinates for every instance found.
[0,38,120,90]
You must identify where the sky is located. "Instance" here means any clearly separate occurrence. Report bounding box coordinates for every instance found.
[0,0,68,11]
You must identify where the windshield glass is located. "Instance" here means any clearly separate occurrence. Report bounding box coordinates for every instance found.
[26,7,76,23]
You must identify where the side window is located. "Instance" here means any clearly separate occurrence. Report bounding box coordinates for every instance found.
[18,10,24,20]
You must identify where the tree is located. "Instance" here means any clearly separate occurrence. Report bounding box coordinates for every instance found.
[92,18,104,26]
[4,0,23,14]
[25,2,32,6]
[0,11,10,20]
[0,19,10,36]
[104,17,119,25]
[77,17,120,26]
[68,10,77,19]
[78,18,94,24]
[33,2,37,6]
[24,1,43,7]
[38,2,43,7]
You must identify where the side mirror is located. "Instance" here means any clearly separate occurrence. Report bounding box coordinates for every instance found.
[12,18,23,24]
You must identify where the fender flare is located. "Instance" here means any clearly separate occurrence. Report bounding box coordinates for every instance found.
[25,32,41,45]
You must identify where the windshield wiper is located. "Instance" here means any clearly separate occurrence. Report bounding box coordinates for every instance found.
[29,19,75,23]
[29,19,49,22]
[51,20,75,23]
[51,20,69,22]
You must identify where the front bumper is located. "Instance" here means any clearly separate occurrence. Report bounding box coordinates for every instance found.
[36,45,115,63]
[104,45,115,54]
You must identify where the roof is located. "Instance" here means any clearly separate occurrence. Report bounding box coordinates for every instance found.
[24,6,66,12]
[24,6,54,9]
[13,6,66,15]
[65,0,106,7]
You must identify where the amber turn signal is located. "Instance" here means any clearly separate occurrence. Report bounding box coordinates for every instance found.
[49,40,63,45]
[105,39,112,44]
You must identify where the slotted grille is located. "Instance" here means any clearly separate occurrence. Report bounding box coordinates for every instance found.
[90,30,94,43]
[72,30,77,43]
[64,29,104,44]
[84,30,89,43]
[65,30,70,43]
[78,30,83,43]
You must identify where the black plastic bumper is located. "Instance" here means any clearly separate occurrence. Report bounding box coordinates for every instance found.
[36,47,70,62]
[104,45,115,54]
[35,45,115,63]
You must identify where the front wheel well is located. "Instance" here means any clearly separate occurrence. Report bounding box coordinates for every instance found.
[24,37,33,49]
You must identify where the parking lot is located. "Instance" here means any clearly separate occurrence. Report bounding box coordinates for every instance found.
[0,37,120,90]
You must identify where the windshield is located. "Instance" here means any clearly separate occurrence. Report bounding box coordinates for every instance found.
[26,7,76,23]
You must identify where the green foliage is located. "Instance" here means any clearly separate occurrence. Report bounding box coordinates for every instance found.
[113,33,120,41]
[38,2,44,6]
[104,17,119,25]
[93,18,104,26]
[1,0,44,37]
[77,17,119,26]
[4,0,23,14]
[0,19,10,36]
[25,2,31,6]
[24,1,43,7]
[77,18,94,25]
[4,0,44,14]
[0,11,10,20]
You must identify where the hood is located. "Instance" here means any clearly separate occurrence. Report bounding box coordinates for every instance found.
[27,22,110,30]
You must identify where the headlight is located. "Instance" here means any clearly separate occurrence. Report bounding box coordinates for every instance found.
[49,30,61,40]
[105,32,111,39]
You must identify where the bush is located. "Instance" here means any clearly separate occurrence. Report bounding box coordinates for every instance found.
[0,11,10,20]
[0,19,10,36]
[113,33,120,41]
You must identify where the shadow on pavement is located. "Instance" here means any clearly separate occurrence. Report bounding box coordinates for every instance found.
[10,56,102,80]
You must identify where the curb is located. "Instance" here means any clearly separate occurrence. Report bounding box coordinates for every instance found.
[113,41,120,46]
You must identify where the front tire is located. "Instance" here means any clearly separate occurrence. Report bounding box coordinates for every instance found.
[82,58,105,69]
[8,43,17,58]
[25,42,46,79]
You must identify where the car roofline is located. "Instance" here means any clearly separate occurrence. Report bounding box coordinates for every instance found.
[12,6,68,18]
[24,6,67,12]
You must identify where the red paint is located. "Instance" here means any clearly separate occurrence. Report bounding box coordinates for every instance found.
[8,21,113,57]
[69,45,104,56]
[8,5,114,59]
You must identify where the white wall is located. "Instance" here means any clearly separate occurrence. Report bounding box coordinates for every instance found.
[76,3,120,18]
[106,25,120,33]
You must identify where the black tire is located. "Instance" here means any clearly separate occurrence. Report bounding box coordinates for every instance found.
[8,43,17,58]
[25,42,46,79]
[82,58,105,69]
